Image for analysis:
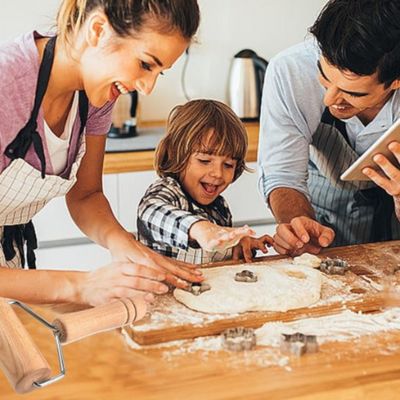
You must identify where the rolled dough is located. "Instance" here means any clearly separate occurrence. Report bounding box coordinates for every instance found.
[173,262,322,314]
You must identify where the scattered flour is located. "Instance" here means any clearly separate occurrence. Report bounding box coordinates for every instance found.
[256,307,400,346]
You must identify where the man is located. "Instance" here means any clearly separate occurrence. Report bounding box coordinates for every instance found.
[258,0,400,255]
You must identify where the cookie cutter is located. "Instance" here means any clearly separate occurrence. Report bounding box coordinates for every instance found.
[221,327,256,351]
[234,270,258,283]
[320,258,349,275]
[186,282,211,296]
[280,332,319,356]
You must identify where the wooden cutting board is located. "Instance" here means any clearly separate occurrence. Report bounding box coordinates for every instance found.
[126,241,400,346]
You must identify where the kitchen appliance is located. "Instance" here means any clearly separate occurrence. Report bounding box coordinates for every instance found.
[228,49,268,121]
[108,91,138,138]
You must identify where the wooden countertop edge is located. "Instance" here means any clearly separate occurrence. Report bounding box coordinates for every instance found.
[103,122,260,174]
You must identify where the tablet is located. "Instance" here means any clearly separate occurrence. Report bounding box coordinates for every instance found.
[340,118,400,181]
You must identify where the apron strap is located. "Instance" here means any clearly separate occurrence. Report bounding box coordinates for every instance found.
[4,36,57,179]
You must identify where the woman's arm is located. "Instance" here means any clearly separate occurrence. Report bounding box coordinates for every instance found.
[66,135,202,288]
[0,262,161,306]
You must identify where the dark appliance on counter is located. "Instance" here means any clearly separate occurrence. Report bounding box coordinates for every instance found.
[105,91,165,153]
[228,49,268,121]
[108,91,138,138]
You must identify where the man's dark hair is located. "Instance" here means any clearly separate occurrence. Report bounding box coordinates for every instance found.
[310,0,400,87]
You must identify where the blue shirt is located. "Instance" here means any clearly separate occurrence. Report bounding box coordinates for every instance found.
[258,39,400,202]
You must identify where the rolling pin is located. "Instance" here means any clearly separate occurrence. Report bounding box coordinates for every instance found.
[0,296,146,394]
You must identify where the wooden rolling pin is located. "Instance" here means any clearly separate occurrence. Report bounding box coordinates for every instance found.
[0,298,51,394]
[0,297,146,394]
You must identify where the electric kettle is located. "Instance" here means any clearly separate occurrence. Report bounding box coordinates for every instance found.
[228,49,268,121]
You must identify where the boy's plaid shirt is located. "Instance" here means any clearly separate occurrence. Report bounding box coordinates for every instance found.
[137,177,232,258]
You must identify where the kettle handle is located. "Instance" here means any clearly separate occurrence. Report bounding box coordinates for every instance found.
[253,56,268,112]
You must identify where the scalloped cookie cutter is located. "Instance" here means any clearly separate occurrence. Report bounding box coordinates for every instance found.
[186,282,211,296]
[320,258,349,275]
[221,327,256,351]
[234,270,258,283]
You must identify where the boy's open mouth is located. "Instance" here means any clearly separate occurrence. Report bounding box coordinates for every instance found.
[201,182,219,195]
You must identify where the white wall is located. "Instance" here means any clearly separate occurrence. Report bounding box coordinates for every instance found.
[0,0,327,121]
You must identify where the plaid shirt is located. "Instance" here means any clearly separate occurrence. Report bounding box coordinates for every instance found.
[137,177,232,258]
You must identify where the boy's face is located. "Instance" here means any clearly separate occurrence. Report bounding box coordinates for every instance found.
[317,57,400,122]
[180,151,237,206]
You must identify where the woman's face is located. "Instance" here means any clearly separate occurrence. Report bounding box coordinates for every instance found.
[79,15,189,107]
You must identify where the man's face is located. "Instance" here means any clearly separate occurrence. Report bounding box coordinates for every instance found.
[317,57,400,122]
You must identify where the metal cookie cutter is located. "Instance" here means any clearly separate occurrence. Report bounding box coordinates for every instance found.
[221,327,256,351]
[186,282,211,296]
[280,332,319,356]
[235,270,258,283]
[320,258,349,275]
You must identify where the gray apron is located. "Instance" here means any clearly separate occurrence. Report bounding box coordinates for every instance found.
[308,108,400,246]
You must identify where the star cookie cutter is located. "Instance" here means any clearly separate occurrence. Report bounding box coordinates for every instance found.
[234,270,258,283]
[320,258,349,275]
[221,327,256,351]
[280,332,319,356]
[186,282,211,296]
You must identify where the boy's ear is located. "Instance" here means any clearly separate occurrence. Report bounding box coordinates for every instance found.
[390,79,400,91]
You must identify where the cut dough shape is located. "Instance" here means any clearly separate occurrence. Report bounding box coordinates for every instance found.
[174,263,322,314]
[293,253,321,268]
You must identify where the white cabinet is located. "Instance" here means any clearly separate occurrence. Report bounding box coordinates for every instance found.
[223,162,274,226]
[117,170,157,233]
[33,174,119,243]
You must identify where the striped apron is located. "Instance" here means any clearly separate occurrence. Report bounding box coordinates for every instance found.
[0,36,88,269]
[309,108,400,246]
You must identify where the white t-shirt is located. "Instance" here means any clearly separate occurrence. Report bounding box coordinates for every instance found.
[44,91,79,175]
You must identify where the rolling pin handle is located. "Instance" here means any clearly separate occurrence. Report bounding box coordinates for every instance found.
[0,299,52,394]
[53,297,146,345]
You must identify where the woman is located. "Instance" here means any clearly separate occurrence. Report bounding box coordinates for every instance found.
[0,0,202,310]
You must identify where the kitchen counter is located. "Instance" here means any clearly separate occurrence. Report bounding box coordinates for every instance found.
[103,121,260,174]
[2,241,400,400]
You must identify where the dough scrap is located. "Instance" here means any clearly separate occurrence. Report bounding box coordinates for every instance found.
[174,263,322,314]
[293,253,322,268]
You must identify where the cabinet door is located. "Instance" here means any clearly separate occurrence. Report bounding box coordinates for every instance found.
[118,170,158,233]
[223,162,274,226]
[33,174,119,243]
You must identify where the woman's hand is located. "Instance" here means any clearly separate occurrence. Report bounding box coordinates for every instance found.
[232,234,274,263]
[108,233,203,289]
[77,261,165,307]
[190,221,255,253]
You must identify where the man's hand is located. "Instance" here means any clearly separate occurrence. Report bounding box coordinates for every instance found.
[273,216,335,256]
[363,141,400,218]
[362,142,400,195]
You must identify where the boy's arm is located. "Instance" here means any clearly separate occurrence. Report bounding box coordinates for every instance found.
[137,185,205,250]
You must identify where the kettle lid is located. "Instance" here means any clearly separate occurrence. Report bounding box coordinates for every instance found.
[234,49,258,58]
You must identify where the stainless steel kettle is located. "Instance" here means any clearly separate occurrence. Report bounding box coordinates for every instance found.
[228,49,268,121]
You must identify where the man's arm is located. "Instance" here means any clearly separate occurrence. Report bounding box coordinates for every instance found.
[269,187,315,223]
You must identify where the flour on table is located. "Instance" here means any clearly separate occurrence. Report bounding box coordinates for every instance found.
[173,262,322,314]
[256,308,400,346]
[293,253,321,268]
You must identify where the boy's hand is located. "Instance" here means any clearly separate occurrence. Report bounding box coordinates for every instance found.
[190,221,255,252]
[232,234,274,263]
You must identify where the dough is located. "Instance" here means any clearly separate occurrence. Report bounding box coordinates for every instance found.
[293,253,321,268]
[173,262,322,314]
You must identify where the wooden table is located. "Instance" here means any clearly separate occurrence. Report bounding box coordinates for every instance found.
[1,242,400,400]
